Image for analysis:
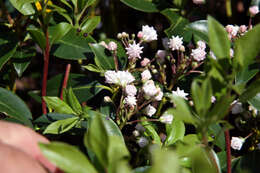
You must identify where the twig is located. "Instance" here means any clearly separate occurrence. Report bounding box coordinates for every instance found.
[41,30,50,115]
[126,118,159,125]
[225,130,231,173]
[60,64,71,100]
[113,51,119,71]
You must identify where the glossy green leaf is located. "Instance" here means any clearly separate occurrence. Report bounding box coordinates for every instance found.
[248,93,260,110]
[0,87,32,127]
[12,47,35,77]
[120,0,159,12]
[161,8,192,42]
[34,113,75,124]
[240,79,260,102]
[165,120,185,146]
[48,22,72,45]
[148,149,180,173]
[39,142,97,173]
[43,97,76,115]
[208,124,225,150]
[43,117,79,134]
[65,88,82,114]
[82,64,103,73]
[9,0,35,15]
[234,24,260,68]
[0,44,17,70]
[208,16,230,59]
[52,28,96,60]
[166,94,196,125]
[235,64,259,85]
[141,117,161,146]
[85,114,109,167]
[90,43,115,70]
[81,16,101,33]
[185,20,209,43]
[28,28,46,50]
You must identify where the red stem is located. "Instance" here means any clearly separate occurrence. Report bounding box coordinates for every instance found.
[42,31,50,115]
[60,64,71,100]
[225,130,232,173]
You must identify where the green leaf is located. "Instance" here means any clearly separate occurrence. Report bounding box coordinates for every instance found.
[208,124,225,150]
[28,28,46,50]
[48,22,72,45]
[235,63,259,85]
[90,43,115,70]
[85,114,109,167]
[141,117,161,146]
[81,16,101,33]
[9,0,35,15]
[43,117,79,134]
[240,79,260,102]
[52,28,96,60]
[0,44,17,70]
[166,94,197,125]
[39,142,97,173]
[165,120,185,146]
[65,88,82,114]
[82,64,103,73]
[234,24,260,68]
[43,97,76,115]
[191,79,212,117]
[148,149,180,173]
[208,16,230,59]
[248,93,260,110]
[161,8,192,42]
[120,0,159,12]
[12,47,35,77]
[34,113,75,124]
[185,20,208,43]
[0,87,32,127]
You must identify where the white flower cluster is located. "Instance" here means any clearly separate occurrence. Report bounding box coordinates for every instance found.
[168,36,183,51]
[105,70,135,87]
[172,87,188,100]
[126,41,143,60]
[141,69,152,82]
[142,80,163,101]
[225,25,248,39]
[191,40,207,62]
[124,84,138,107]
[139,25,158,42]
[145,104,157,117]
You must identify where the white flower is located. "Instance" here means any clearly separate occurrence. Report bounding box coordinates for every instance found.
[210,51,217,60]
[160,114,173,124]
[104,70,118,84]
[168,36,183,51]
[107,41,117,51]
[125,85,137,96]
[124,96,137,107]
[141,70,152,82]
[249,5,259,17]
[191,48,206,61]
[226,25,239,38]
[132,130,140,137]
[193,0,205,4]
[104,96,112,103]
[230,49,234,58]
[239,25,247,33]
[231,101,243,114]
[126,41,143,59]
[143,80,158,97]
[197,40,206,50]
[231,137,245,150]
[137,137,149,147]
[154,90,163,101]
[105,70,135,86]
[141,25,158,42]
[145,105,157,117]
[172,87,188,100]
[211,96,216,103]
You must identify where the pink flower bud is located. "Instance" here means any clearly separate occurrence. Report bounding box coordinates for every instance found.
[108,41,117,51]
[137,31,143,39]
[249,5,259,17]
[225,25,233,33]
[239,25,247,33]
[141,58,150,67]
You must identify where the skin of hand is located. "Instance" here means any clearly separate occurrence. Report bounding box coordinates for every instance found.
[0,120,63,173]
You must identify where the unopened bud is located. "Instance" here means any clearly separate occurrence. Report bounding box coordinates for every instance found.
[122,32,127,37]
[117,33,122,39]
[131,34,135,39]
[180,45,185,52]
[108,41,117,51]
[141,58,150,67]
[104,96,112,103]
[152,69,158,74]
[137,31,143,39]
[239,25,247,33]
[249,5,259,17]
[133,130,140,137]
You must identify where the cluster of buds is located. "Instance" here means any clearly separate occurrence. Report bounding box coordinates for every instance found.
[225,25,248,39]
